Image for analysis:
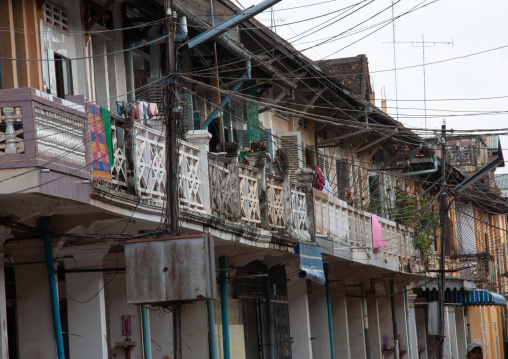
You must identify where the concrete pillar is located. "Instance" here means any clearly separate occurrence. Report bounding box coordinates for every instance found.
[395,292,409,358]
[347,295,367,358]
[329,281,350,358]
[415,307,428,359]
[246,151,270,228]
[287,263,312,359]
[66,272,108,359]
[445,307,458,359]
[92,36,110,108]
[224,142,242,222]
[455,306,467,359]
[0,264,8,359]
[296,168,315,241]
[0,0,18,88]
[367,294,382,359]
[107,3,127,110]
[377,295,394,355]
[308,282,331,358]
[15,263,57,359]
[186,130,213,213]
[407,294,419,359]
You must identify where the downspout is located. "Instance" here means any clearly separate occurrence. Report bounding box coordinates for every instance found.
[174,16,188,42]
[141,305,152,359]
[324,264,336,359]
[42,217,66,359]
[219,255,231,359]
[404,287,413,359]
[264,266,275,359]
[201,71,249,130]
[399,155,438,177]
[207,300,219,359]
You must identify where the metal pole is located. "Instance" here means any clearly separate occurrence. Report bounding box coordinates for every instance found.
[207,300,219,359]
[361,283,372,359]
[42,217,66,359]
[264,266,275,359]
[219,255,231,359]
[141,306,152,359]
[324,264,336,359]
[438,122,447,359]
[390,279,399,359]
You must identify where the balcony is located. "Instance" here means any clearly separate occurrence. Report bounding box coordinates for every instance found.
[0,87,426,273]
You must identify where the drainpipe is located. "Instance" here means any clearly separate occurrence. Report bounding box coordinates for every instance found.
[361,283,372,359]
[324,264,336,359]
[207,300,219,359]
[42,217,66,359]
[390,279,399,359]
[219,255,231,359]
[399,155,438,177]
[141,305,152,359]
[175,16,188,42]
[264,266,276,359]
[404,287,413,359]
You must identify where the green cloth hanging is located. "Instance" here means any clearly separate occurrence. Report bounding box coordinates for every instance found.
[100,107,115,166]
[244,80,260,143]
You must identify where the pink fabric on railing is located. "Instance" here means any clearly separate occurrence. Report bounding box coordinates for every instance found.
[371,213,386,251]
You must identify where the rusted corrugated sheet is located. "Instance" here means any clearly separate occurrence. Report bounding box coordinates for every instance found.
[125,235,216,304]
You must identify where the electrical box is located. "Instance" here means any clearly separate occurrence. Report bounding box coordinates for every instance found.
[125,234,216,304]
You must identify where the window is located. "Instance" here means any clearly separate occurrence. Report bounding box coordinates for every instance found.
[43,2,70,32]
[336,159,350,198]
[54,54,73,98]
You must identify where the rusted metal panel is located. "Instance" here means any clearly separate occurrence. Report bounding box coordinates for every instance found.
[125,235,216,304]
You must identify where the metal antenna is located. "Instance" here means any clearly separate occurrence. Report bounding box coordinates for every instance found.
[385,37,453,138]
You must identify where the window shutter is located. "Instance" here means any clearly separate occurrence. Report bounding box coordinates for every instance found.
[260,129,274,172]
[277,131,303,182]
[336,159,350,198]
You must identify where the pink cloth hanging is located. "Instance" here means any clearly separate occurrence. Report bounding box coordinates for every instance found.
[147,103,158,116]
[371,213,387,251]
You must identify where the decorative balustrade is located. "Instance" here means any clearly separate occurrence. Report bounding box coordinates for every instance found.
[208,153,235,221]
[178,140,204,211]
[266,174,285,229]
[0,107,23,155]
[314,188,415,265]
[110,117,128,189]
[290,183,308,231]
[238,163,261,227]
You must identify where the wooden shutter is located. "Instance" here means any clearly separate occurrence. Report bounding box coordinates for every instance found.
[277,131,303,182]
[336,159,350,198]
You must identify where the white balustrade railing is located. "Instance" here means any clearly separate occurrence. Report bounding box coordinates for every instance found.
[267,174,285,229]
[110,120,128,189]
[290,183,308,231]
[135,124,166,201]
[239,164,261,226]
[314,189,414,263]
[208,154,234,220]
[178,140,204,211]
[0,107,24,155]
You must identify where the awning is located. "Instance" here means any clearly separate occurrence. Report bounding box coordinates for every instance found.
[294,243,325,283]
[463,289,507,307]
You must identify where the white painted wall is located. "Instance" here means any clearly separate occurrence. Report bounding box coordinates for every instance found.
[182,301,210,359]
[329,281,350,358]
[347,295,366,358]
[455,306,467,359]
[287,269,313,359]
[395,292,409,358]
[67,272,108,359]
[415,307,428,359]
[15,263,57,359]
[308,283,331,358]
[367,295,382,359]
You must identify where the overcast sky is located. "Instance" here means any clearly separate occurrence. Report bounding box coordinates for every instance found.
[236,0,508,173]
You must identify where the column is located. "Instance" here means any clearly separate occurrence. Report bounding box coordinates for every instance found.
[377,295,394,356]
[287,261,312,359]
[15,263,57,359]
[330,282,350,358]
[308,281,331,358]
[224,142,242,222]
[455,306,467,359]
[347,295,366,358]
[0,1,17,88]
[182,301,209,359]
[395,291,409,358]
[415,307,428,359]
[107,3,127,110]
[367,294,382,359]
[445,307,459,359]
[407,294,419,359]
[92,36,110,108]
[245,151,270,227]
[66,273,108,359]
[186,130,213,214]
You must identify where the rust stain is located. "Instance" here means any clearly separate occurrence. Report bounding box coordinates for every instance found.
[162,356,171,359]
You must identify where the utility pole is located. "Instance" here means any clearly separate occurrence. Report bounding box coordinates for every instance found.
[438,122,447,359]
[165,1,182,358]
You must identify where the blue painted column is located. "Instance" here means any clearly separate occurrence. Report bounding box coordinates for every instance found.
[324,264,336,359]
[207,300,219,359]
[141,305,152,359]
[219,255,230,359]
[42,217,66,359]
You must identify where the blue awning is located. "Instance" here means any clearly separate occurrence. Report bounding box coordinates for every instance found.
[294,243,325,283]
[463,289,507,307]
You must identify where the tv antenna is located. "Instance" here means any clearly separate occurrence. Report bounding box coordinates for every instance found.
[385,36,453,137]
